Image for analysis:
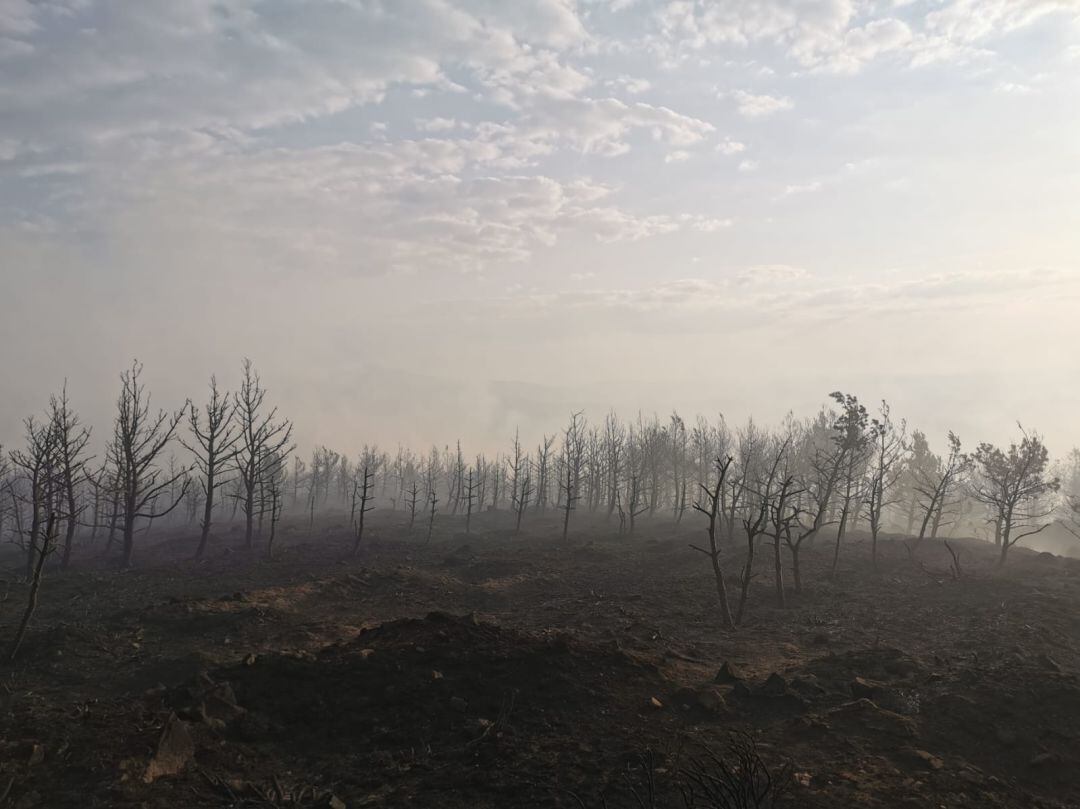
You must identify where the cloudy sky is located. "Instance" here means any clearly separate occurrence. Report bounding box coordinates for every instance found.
[1,0,1079,456]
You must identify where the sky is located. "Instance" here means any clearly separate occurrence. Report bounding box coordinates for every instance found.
[1,0,1079,458]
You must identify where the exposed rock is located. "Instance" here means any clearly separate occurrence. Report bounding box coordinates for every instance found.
[827,699,918,739]
[1029,751,1064,767]
[850,677,878,700]
[143,713,195,783]
[760,672,789,696]
[913,749,944,770]
[713,661,743,684]
[27,744,45,767]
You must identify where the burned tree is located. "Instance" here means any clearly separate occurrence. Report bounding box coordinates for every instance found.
[971,429,1059,566]
[865,401,907,569]
[48,385,93,569]
[406,480,420,531]
[559,412,585,542]
[463,468,477,534]
[351,463,375,555]
[426,489,439,544]
[515,466,533,535]
[234,359,293,550]
[907,431,969,555]
[9,417,61,581]
[691,456,735,628]
[110,362,190,568]
[766,473,801,607]
[262,448,288,559]
[736,440,787,624]
[182,375,239,560]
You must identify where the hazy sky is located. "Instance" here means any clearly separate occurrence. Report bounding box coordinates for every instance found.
[2,0,1079,457]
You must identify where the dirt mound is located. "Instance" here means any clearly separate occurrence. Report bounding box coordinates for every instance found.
[179,612,687,807]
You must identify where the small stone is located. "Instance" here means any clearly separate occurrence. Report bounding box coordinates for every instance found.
[27,744,45,766]
[432,670,444,681]
[850,677,877,700]
[358,648,376,661]
[242,653,257,666]
[714,662,743,684]
[143,714,195,783]
[913,750,944,770]
[696,688,726,713]
[1029,751,1063,767]
[760,673,788,696]
[649,696,664,709]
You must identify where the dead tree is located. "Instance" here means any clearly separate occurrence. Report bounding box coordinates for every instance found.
[182,375,239,560]
[48,385,93,569]
[560,412,585,542]
[9,417,60,580]
[736,441,786,625]
[907,431,969,556]
[9,509,59,662]
[535,434,555,512]
[426,490,439,544]
[234,359,293,550]
[727,421,760,545]
[625,472,649,534]
[463,468,477,533]
[263,449,287,560]
[604,411,625,518]
[110,362,190,568]
[691,456,735,628]
[865,401,907,569]
[407,481,420,531]
[351,465,375,555]
[515,468,533,534]
[764,472,802,608]
[671,412,689,523]
[971,428,1059,566]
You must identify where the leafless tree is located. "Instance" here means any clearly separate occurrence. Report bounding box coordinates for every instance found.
[535,433,555,512]
[406,480,420,531]
[426,489,439,544]
[351,463,375,555]
[560,412,586,542]
[234,359,293,550]
[182,375,239,560]
[109,362,190,568]
[865,401,907,569]
[906,431,969,557]
[691,456,735,628]
[515,467,533,535]
[262,448,288,559]
[736,440,787,625]
[48,384,93,569]
[463,468,477,534]
[766,474,801,608]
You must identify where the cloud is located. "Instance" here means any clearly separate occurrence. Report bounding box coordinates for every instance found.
[715,137,746,155]
[779,180,823,197]
[730,90,793,118]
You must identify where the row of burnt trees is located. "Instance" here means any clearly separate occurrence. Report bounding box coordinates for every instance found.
[0,360,294,574]
[689,394,1063,627]
[3,384,1072,578]
[284,399,1069,564]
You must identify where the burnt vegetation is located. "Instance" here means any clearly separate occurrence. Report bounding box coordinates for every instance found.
[1,369,1079,808]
